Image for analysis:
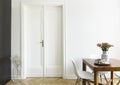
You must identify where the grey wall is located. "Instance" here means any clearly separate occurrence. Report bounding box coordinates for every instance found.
[0,0,11,84]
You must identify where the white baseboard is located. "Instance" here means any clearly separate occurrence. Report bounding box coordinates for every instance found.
[12,73,119,80]
[62,74,76,79]
[11,75,22,80]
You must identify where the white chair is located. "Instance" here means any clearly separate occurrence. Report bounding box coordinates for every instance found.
[99,72,110,83]
[71,59,111,85]
[89,55,109,83]
[114,72,120,85]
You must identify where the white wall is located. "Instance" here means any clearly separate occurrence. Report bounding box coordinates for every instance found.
[65,0,120,78]
[12,0,120,79]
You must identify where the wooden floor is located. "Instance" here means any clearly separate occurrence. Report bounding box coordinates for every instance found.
[6,77,119,85]
[6,77,75,85]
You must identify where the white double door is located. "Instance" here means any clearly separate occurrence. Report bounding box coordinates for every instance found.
[23,5,63,77]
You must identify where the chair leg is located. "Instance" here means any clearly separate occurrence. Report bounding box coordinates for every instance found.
[75,78,78,85]
[78,79,81,85]
[100,74,102,83]
[107,79,112,85]
[117,80,120,85]
[75,78,81,85]
[103,74,108,83]
[87,81,91,85]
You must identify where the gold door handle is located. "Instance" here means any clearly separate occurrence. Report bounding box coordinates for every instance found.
[40,40,44,47]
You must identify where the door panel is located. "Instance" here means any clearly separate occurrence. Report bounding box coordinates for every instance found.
[24,5,63,77]
[44,6,62,77]
[24,6,44,77]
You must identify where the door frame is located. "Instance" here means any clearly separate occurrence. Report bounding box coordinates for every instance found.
[20,1,66,79]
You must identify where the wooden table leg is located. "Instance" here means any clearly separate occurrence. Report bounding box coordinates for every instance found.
[94,70,98,85]
[111,71,113,85]
[83,62,86,85]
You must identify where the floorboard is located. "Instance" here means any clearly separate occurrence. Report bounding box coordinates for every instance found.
[6,77,119,85]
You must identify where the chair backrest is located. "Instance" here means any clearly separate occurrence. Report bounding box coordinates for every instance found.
[71,59,80,78]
